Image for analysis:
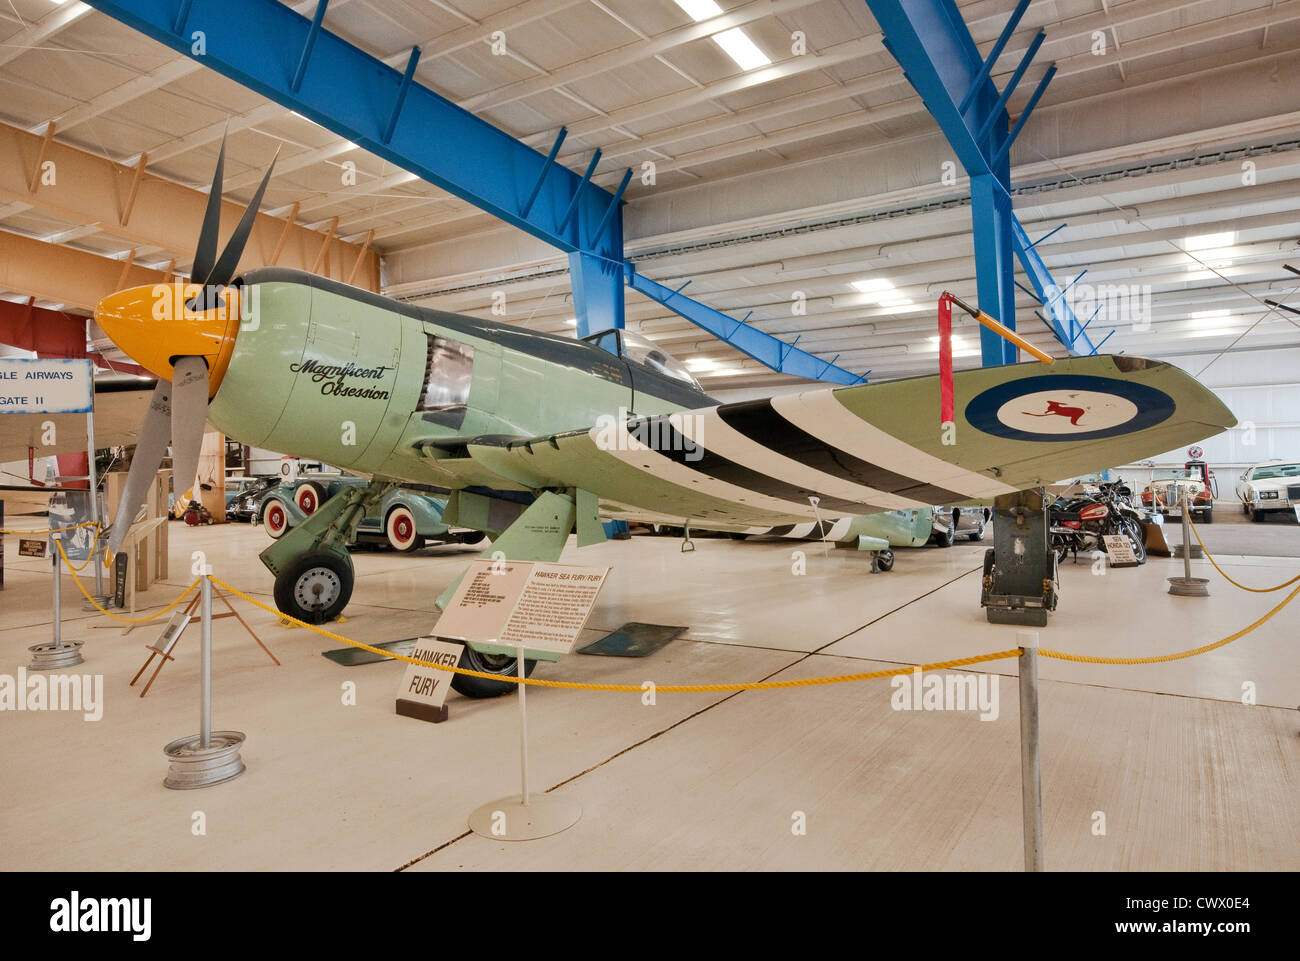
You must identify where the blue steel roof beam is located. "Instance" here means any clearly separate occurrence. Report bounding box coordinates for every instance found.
[956,0,1032,115]
[992,62,1056,168]
[291,0,329,93]
[381,46,421,145]
[592,169,633,249]
[1027,222,1068,249]
[1011,219,1093,354]
[626,270,868,386]
[558,150,601,239]
[520,127,567,220]
[971,30,1045,145]
[79,0,624,261]
[866,0,995,177]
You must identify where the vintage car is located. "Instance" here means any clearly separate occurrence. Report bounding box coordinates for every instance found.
[1235,461,1300,521]
[258,478,482,551]
[1140,451,1216,523]
[225,476,281,522]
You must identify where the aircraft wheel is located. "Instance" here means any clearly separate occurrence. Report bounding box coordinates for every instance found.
[385,506,425,552]
[873,549,894,573]
[274,551,353,624]
[294,482,325,515]
[451,645,538,699]
[262,499,290,539]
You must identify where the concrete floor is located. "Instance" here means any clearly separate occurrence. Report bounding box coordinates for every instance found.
[0,516,1296,871]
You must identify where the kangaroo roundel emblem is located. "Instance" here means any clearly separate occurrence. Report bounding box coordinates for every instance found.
[965,374,1176,442]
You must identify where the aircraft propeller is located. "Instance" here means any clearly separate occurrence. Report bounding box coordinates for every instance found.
[99,135,277,558]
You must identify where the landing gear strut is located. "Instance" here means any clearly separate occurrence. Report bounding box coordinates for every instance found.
[260,480,393,623]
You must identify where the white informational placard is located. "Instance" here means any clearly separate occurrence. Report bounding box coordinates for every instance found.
[0,358,93,414]
[1102,534,1139,568]
[435,559,612,660]
[395,636,464,722]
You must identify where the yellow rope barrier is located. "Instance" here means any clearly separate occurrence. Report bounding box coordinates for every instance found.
[1041,580,1300,665]
[0,521,98,535]
[212,576,1020,692]
[56,539,200,624]
[1186,512,1300,593]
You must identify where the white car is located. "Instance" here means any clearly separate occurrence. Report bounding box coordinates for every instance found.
[1235,461,1300,521]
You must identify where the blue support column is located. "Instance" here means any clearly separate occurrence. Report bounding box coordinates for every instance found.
[568,251,624,337]
[865,0,1100,362]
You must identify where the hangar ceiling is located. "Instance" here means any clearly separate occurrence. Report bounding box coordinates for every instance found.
[2,0,1300,390]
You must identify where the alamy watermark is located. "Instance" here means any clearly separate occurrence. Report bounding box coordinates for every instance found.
[0,669,102,721]
[593,407,704,462]
[890,667,1000,721]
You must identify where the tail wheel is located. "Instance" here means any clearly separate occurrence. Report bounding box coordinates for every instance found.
[451,645,538,699]
[262,500,290,539]
[385,506,425,552]
[294,482,325,515]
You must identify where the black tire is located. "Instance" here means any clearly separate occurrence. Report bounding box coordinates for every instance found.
[1121,517,1147,565]
[875,549,894,572]
[1250,506,1265,522]
[1051,534,1070,566]
[456,530,487,545]
[451,645,539,699]
[968,522,986,541]
[1202,508,1213,525]
[273,551,354,624]
[932,525,955,548]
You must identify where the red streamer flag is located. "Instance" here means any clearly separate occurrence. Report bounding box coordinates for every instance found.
[938,293,954,424]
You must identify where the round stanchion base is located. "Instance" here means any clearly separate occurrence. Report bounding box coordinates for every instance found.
[162,731,247,790]
[81,597,113,613]
[27,641,84,671]
[1168,576,1211,597]
[468,794,582,841]
[1172,544,1204,559]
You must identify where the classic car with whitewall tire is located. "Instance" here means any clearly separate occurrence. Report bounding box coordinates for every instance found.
[258,481,484,550]
[1235,461,1300,521]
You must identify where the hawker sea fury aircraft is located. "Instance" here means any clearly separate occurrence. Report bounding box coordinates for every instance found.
[94,142,1236,697]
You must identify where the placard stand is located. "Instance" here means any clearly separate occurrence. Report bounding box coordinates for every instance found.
[28,534,84,671]
[468,642,581,841]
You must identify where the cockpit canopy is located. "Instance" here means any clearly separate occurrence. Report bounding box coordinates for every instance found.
[582,328,703,391]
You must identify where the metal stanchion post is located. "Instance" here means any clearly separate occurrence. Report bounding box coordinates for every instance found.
[1168,493,1210,596]
[517,646,528,807]
[1017,629,1044,872]
[468,642,581,840]
[200,574,212,749]
[85,402,105,605]
[28,533,83,670]
[163,568,246,789]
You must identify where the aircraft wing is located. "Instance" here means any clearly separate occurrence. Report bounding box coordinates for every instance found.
[456,355,1235,527]
[0,383,156,464]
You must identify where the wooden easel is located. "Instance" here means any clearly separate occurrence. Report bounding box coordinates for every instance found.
[129,580,279,697]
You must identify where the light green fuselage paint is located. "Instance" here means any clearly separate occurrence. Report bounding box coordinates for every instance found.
[207,272,691,490]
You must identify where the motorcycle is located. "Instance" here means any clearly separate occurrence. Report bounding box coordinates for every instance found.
[1049,481,1147,566]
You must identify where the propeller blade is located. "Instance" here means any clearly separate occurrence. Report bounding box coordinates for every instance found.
[106,379,173,557]
[169,357,210,500]
[191,134,228,290]
[201,149,278,290]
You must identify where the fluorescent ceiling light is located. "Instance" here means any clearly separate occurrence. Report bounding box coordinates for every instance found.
[1184,231,1235,251]
[712,28,771,70]
[685,357,716,371]
[564,318,577,326]
[674,0,723,19]
[393,171,420,184]
[851,278,894,294]
[340,141,359,152]
[673,0,770,71]
[1188,309,1230,318]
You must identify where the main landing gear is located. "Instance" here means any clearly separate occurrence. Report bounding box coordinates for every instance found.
[259,481,392,624]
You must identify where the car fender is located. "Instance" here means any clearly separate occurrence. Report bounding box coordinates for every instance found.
[259,490,308,528]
